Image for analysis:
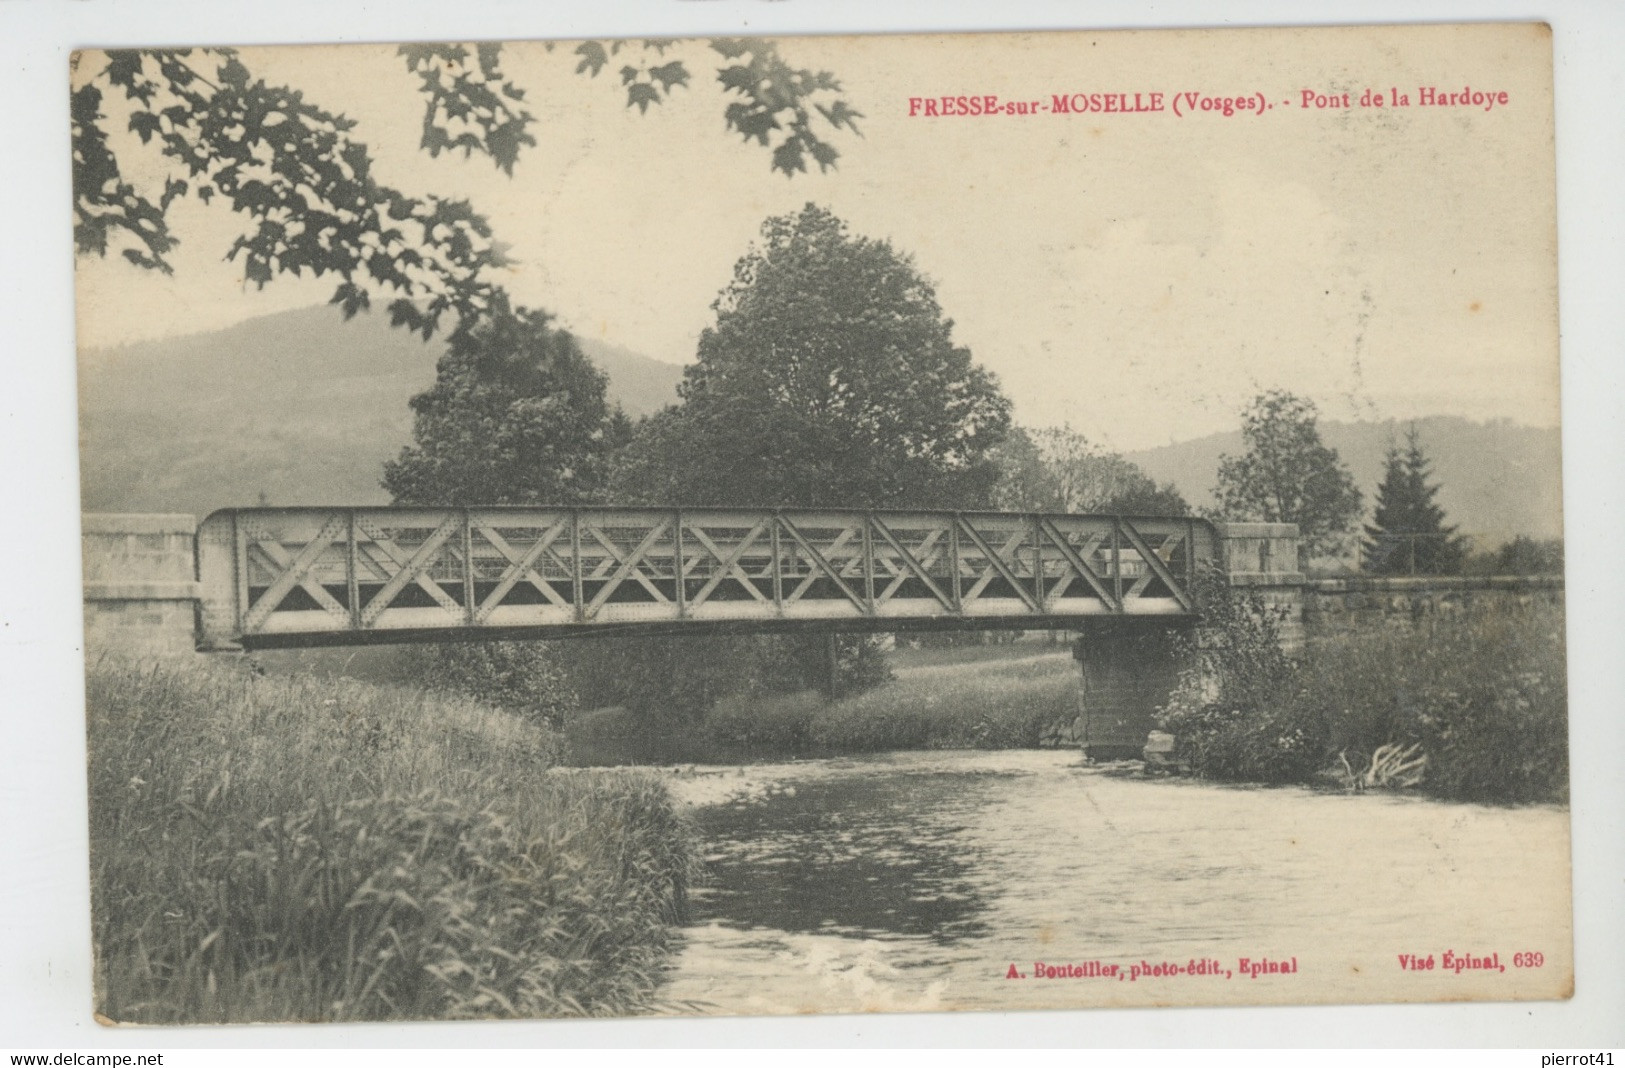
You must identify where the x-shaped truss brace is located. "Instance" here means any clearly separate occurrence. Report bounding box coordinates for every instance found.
[472,520,573,623]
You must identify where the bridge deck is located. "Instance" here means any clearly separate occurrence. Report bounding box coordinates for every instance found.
[196,507,1218,649]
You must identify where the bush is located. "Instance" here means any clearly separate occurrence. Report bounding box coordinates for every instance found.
[86,656,697,1023]
[1306,606,1567,803]
[1157,699,1325,784]
[1157,571,1568,803]
[561,704,726,766]
[398,640,578,729]
[1157,572,1322,784]
[739,633,894,701]
[1463,535,1564,577]
[704,689,825,757]
[553,634,760,721]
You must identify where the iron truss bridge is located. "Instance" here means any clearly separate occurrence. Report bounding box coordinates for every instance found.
[195,507,1220,649]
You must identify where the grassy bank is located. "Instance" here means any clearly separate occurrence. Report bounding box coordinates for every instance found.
[1309,601,1568,803]
[1161,598,1568,804]
[564,648,1079,764]
[86,656,698,1024]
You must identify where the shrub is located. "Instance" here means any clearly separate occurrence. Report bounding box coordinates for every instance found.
[705,689,825,757]
[1157,571,1323,783]
[552,634,757,721]
[551,632,889,724]
[561,704,729,766]
[1156,570,1568,803]
[1308,606,1568,803]
[1412,663,1568,803]
[1463,535,1564,577]
[398,640,578,729]
[823,633,896,697]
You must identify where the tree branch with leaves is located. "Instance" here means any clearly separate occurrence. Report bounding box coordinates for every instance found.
[71,38,863,339]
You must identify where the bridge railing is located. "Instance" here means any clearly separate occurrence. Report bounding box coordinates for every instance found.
[196,507,1220,649]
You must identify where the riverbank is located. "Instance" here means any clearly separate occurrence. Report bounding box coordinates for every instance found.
[562,597,1571,809]
[251,606,1569,806]
[564,643,1080,765]
[1164,596,1568,803]
[85,656,698,1024]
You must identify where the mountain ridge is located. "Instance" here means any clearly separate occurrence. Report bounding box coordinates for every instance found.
[78,304,1563,546]
[79,304,687,519]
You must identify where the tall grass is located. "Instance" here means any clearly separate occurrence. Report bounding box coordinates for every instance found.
[1303,602,1569,803]
[86,655,698,1024]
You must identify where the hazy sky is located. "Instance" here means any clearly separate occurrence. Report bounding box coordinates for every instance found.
[74,24,1559,450]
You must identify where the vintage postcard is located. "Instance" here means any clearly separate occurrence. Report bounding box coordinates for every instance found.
[72,22,1570,1024]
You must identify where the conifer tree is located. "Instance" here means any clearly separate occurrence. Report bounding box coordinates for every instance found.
[1362,426,1468,575]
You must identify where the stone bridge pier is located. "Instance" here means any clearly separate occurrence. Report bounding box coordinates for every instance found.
[1072,522,1303,760]
[81,514,202,658]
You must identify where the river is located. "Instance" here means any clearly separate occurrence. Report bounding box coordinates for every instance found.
[660,750,1572,1015]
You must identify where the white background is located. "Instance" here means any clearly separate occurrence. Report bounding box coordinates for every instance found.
[2,0,1620,1050]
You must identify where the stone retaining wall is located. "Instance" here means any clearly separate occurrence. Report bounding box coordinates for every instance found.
[1302,575,1564,637]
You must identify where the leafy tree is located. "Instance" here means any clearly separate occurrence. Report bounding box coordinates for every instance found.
[72,40,861,338]
[556,38,863,176]
[1362,426,1469,575]
[1496,536,1564,576]
[377,302,628,734]
[1465,535,1564,577]
[921,425,1185,650]
[983,428,1051,515]
[990,425,1189,516]
[1105,478,1192,518]
[382,302,628,506]
[611,203,1012,509]
[610,204,1005,706]
[75,42,866,742]
[602,407,700,506]
[1214,390,1362,558]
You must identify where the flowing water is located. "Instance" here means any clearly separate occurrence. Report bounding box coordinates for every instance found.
[661,750,1572,1015]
